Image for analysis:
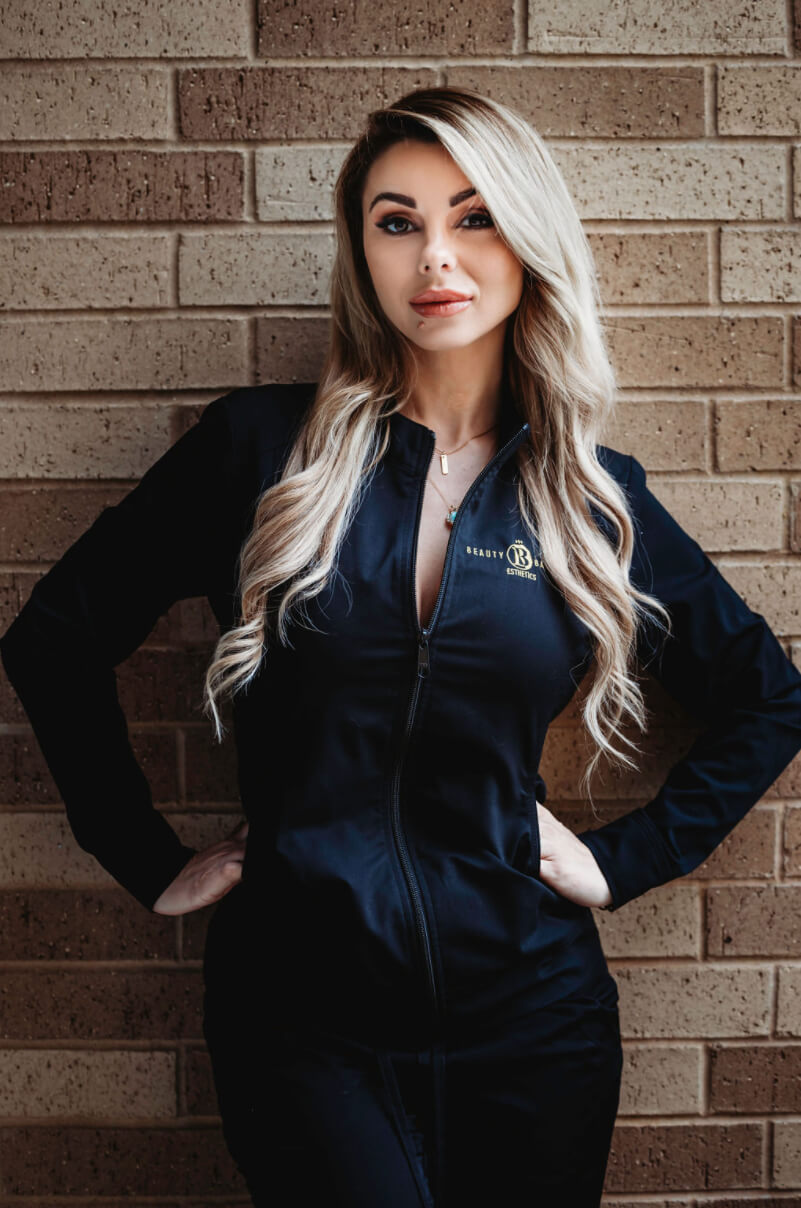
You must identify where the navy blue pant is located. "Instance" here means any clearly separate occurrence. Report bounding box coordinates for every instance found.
[202,892,623,1207]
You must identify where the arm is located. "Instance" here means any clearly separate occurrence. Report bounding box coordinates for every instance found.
[576,454,801,912]
[0,394,242,912]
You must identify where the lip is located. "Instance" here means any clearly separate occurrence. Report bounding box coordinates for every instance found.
[409,289,472,304]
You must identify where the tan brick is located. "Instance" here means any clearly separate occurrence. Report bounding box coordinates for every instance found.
[254,315,329,384]
[717,399,801,471]
[179,232,335,307]
[596,884,700,958]
[719,67,801,136]
[0,151,243,224]
[775,1120,801,1187]
[0,235,171,311]
[255,146,349,220]
[774,967,801,1035]
[255,0,513,56]
[542,720,701,802]
[553,145,784,221]
[0,889,178,960]
[0,0,250,57]
[589,231,710,305]
[605,1121,764,1194]
[446,66,705,138]
[721,563,801,638]
[618,1043,702,1116]
[605,316,784,389]
[686,807,776,883]
[185,1045,218,1116]
[795,148,801,220]
[0,1050,175,1118]
[0,402,174,480]
[783,804,801,876]
[0,811,235,890]
[614,965,772,1038]
[706,886,801,957]
[528,0,784,54]
[710,1043,801,1112]
[0,318,248,392]
[180,67,438,141]
[792,483,801,551]
[653,477,785,552]
[0,1122,240,1197]
[601,400,708,470]
[721,228,801,303]
[795,315,801,384]
[0,67,170,140]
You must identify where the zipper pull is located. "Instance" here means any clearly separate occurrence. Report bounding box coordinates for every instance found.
[418,629,430,678]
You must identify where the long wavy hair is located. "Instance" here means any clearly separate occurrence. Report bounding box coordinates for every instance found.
[202,84,671,808]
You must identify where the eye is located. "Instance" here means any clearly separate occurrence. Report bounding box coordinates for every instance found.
[374,208,496,236]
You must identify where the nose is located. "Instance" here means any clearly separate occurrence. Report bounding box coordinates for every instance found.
[418,224,456,275]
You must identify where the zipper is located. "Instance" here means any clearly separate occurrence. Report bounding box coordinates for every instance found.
[388,419,529,1024]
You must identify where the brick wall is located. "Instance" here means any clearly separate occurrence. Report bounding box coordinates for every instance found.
[1,0,801,1202]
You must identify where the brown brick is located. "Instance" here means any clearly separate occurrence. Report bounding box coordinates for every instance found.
[589,231,710,305]
[1,0,250,58]
[254,315,329,385]
[719,67,801,136]
[0,967,203,1041]
[185,1045,219,1116]
[0,1122,241,1197]
[116,648,212,723]
[446,66,705,138]
[794,317,801,386]
[0,1049,176,1119]
[0,485,127,562]
[256,0,513,56]
[605,1121,764,1193]
[706,886,801,957]
[710,1042,801,1112]
[0,151,243,223]
[618,1044,702,1116]
[615,965,772,1038]
[717,399,801,471]
[528,0,784,54]
[601,400,708,470]
[605,316,784,389]
[796,0,801,53]
[0,730,178,805]
[179,66,438,140]
[184,726,240,804]
[0,318,248,392]
[0,889,178,960]
[783,804,801,876]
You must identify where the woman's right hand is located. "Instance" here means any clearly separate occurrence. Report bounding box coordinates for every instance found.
[152,818,249,916]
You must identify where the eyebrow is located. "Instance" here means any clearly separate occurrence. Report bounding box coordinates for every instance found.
[367,186,477,213]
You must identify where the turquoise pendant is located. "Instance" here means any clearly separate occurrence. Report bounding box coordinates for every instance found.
[446,508,458,527]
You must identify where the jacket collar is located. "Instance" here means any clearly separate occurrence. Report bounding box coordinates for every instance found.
[387,394,530,475]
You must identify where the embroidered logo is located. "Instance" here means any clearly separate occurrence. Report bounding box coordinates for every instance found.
[465,539,541,583]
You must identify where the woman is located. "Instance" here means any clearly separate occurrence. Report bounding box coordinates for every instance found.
[2,86,801,1207]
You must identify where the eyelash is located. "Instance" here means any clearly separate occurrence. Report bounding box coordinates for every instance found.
[375,208,495,236]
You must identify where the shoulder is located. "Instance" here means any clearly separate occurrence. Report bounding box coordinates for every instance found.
[205,381,317,455]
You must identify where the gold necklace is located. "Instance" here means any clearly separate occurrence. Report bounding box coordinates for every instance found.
[434,423,498,475]
[427,474,461,528]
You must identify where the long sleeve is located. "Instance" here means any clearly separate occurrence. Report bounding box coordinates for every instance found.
[577,453,801,912]
[0,394,241,912]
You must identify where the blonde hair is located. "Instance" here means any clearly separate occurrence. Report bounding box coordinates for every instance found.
[202,85,671,809]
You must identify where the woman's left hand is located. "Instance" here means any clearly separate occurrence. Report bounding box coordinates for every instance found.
[536,801,613,910]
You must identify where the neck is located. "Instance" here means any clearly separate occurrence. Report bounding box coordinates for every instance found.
[402,359,506,448]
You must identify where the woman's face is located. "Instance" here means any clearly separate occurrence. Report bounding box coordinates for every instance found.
[361,139,524,355]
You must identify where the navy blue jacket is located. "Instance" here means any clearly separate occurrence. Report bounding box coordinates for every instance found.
[3,382,801,1043]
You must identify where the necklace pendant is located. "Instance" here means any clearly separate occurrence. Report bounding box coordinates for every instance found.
[446,507,458,527]
[440,452,449,475]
